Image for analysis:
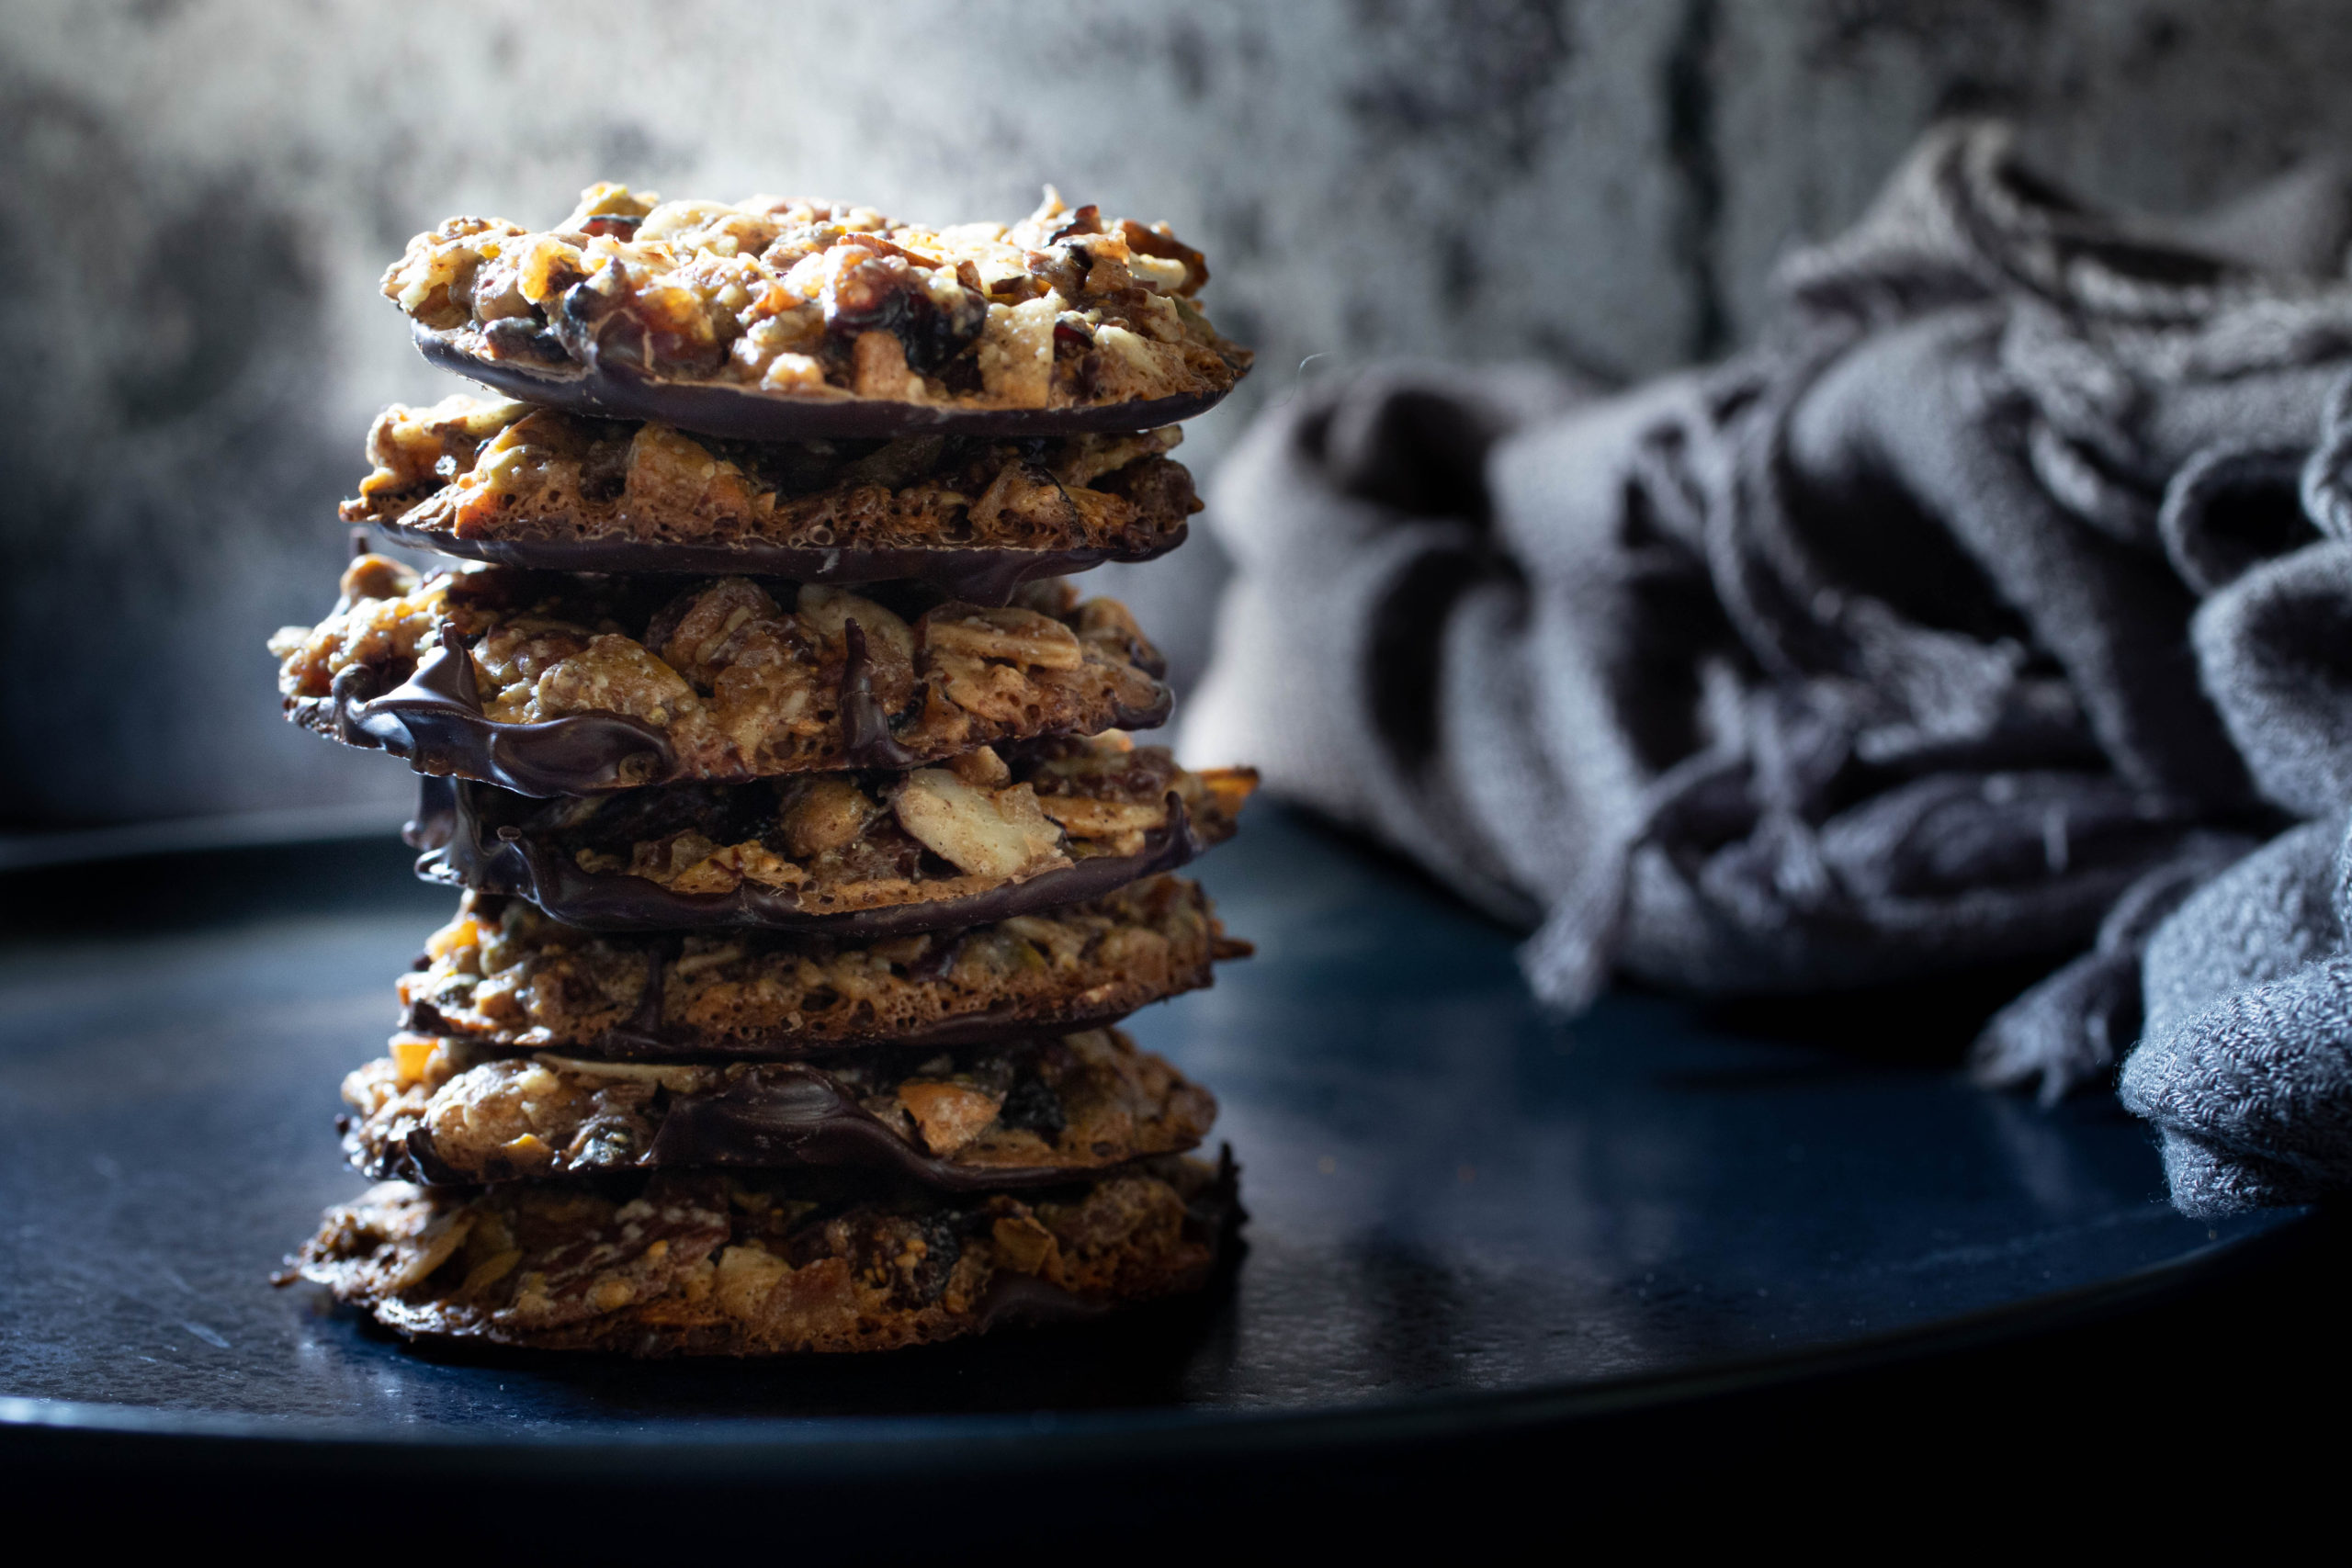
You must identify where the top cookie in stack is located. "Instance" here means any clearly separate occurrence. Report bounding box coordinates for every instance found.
[271,186,1257,1357]
[392,183,1247,438]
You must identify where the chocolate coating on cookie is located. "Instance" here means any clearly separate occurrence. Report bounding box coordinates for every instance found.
[292,637,675,796]
[641,1066,1034,1185]
[367,514,1183,605]
[284,1153,1238,1355]
[400,878,1246,1058]
[274,559,1172,795]
[384,187,1251,447]
[412,776,1226,935]
[345,1029,1216,1190]
[420,326,1232,441]
[345,398,1201,604]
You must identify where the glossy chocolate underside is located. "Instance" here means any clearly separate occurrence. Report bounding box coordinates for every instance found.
[403,950,1204,1058]
[408,776,1227,936]
[290,638,671,796]
[355,1043,1211,1192]
[367,516,1186,605]
[288,619,1172,798]
[419,326,1232,443]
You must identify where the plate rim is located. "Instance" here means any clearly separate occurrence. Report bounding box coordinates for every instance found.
[0,1212,2304,1475]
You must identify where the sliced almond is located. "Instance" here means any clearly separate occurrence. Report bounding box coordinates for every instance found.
[533,1055,709,1093]
[893,771,1069,879]
[920,605,1084,670]
[1036,795,1169,841]
[797,585,914,665]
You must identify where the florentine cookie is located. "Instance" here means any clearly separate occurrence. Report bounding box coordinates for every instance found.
[271,557,1169,795]
[401,875,1245,1055]
[387,186,1252,440]
[287,1154,1237,1355]
[410,735,1255,934]
[345,397,1197,600]
[343,1028,1216,1189]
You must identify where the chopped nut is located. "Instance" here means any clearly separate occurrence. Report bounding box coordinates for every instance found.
[459,1247,522,1295]
[382,1210,476,1293]
[852,329,922,400]
[533,637,698,726]
[1037,795,1170,843]
[945,745,1012,788]
[340,554,417,604]
[898,1080,1006,1156]
[534,1055,708,1093]
[779,775,878,859]
[892,771,1069,879]
[1076,597,1148,655]
[796,585,913,665]
[760,352,827,391]
[990,1213,1061,1275]
[977,294,1059,405]
[657,577,779,685]
[713,1243,789,1316]
[620,425,748,531]
[922,605,1084,670]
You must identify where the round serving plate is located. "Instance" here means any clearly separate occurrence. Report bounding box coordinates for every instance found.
[0,805,2297,1483]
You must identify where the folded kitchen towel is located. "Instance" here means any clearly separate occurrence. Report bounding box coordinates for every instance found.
[2118,496,2352,1213]
[1188,120,2352,1213]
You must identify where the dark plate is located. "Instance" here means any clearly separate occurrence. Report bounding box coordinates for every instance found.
[0,806,2296,1478]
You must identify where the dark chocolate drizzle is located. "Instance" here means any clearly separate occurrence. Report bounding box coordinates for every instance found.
[292,615,1170,797]
[413,784,1222,936]
[837,619,921,769]
[584,993,1152,1060]
[365,517,1186,609]
[416,321,1232,442]
[393,942,1154,1056]
[393,1128,469,1187]
[639,1065,1114,1190]
[291,631,673,796]
[618,933,682,1042]
[361,1059,1193,1193]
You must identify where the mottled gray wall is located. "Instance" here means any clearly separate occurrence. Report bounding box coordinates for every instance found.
[8,0,2352,829]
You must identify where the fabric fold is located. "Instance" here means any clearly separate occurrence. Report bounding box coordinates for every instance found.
[1193,118,2352,1214]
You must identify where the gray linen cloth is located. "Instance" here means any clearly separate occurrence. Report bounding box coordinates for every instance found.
[2119,484,2352,1213]
[1187,120,2352,1213]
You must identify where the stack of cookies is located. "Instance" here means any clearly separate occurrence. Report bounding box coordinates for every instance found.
[269,184,1256,1355]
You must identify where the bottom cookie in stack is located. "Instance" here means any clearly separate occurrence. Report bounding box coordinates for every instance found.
[292,1154,1237,1356]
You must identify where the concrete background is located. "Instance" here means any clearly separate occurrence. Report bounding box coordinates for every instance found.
[10,0,2352,830]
